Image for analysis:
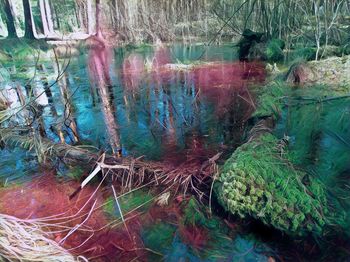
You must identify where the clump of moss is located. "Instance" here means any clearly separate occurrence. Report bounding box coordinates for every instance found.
[252,82,287,119]
[215,133,343,236]
[266,39,285,62]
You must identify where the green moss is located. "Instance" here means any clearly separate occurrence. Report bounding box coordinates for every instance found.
[142,223,177,254]
[224,82,350,232]
[252,82,286,119]
[266,39,285,62]
[215,133,344,236]
[291,47,317,61]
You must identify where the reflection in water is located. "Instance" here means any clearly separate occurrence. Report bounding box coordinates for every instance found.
[88,37,121,155]
[1,45,265,161]
[118,46,265,161]
[57,72,79,143]
[0,45,271,261]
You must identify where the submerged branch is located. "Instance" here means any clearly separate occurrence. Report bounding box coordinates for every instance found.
[0,127,221,200]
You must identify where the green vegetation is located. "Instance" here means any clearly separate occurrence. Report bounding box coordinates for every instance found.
[217,70,350,236]
[252,82,286,119]
[0,39,50,64]
[103,189,154,218]
[266,39,285,62]
[215,133,343,236]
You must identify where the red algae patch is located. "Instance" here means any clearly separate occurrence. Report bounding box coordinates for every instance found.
[0,174,146,261]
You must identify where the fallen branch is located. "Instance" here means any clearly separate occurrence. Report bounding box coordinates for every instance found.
[1,127,222,200]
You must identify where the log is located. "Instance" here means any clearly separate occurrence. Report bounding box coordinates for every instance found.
[0,128,220,198]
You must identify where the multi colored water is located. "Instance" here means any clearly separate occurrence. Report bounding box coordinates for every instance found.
[1,43,340,261]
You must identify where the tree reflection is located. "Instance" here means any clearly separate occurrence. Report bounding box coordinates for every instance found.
[88,36,121,155]
[57,72,79,143]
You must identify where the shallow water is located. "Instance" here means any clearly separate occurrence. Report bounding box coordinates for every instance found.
[3,43,347,261]
[0,43,275,261]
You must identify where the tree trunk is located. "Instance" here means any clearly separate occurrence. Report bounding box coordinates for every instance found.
[39,0,54,36]
[22,0,36,39]
[44,0,54,33]
[95,0,102,38]
[1,0,17,38]
[39,0,49,35]
[87,0,93,35]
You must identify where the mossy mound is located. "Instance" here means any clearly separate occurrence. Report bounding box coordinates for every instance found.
[217,78,350,236]
[215,133,344,236]
[252,82,286,119]
[266,39,285,62]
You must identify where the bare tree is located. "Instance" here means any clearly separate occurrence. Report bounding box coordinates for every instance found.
[39,0,54,36]
[87,0,93,35]
[22,0,36,39]
[1,0,17,38]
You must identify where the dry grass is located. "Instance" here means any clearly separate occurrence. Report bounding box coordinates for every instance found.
[0,214,76,262]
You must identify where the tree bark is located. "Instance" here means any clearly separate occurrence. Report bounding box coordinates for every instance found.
[95,0,102,38]
[87,0,93,35]
[1,0,17,38]
[22,0,36,39]
[39,0,49,35]
[39,0,54,36]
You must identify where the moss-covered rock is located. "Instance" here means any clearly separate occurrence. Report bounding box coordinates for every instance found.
[215,133,344,236]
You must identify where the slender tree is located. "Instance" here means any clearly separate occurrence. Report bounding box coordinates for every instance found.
[87,0,93,35]
[1,0,17,38]
[39,0,49,35]
[95,0,102,38]
[22,0,36,39]
[39,0,54,36]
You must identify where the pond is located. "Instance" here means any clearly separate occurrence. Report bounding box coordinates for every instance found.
[2,43,344,261]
